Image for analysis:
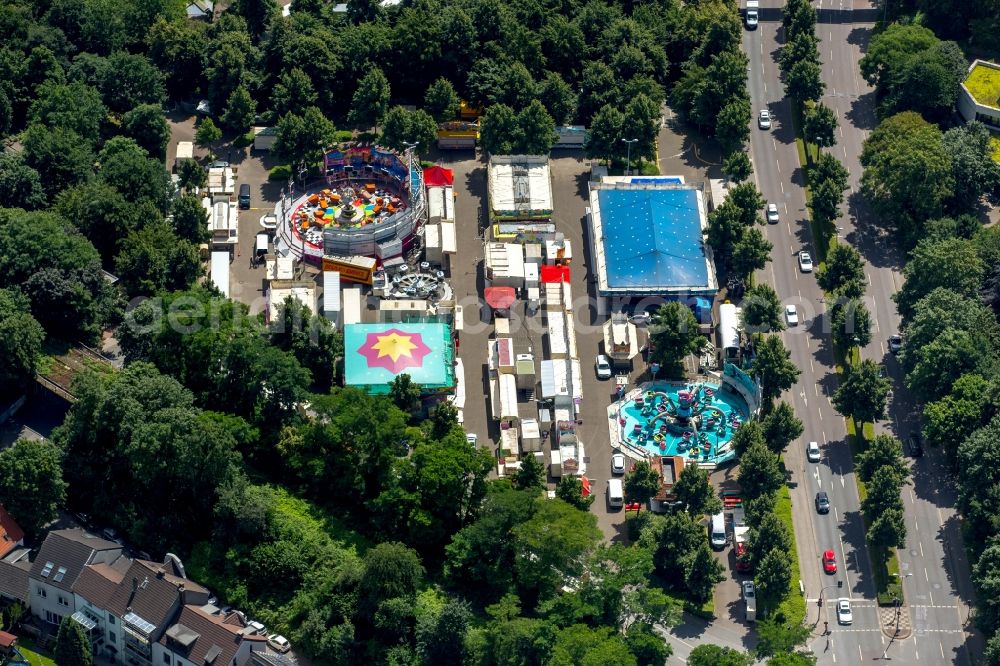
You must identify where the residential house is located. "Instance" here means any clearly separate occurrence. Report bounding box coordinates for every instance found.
[186,0,213,20]
[649,455,689,513]
[156,604,267,666]
[28,529,124,628]
[0,506,24,559]
[0,549,30,607]
[73,558,210,666]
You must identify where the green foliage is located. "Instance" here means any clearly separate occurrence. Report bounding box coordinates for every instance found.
[808,152,850,233]
[748,513,791,570]
[785,59,825,104]
[760,402,803,455]
[673,463,722,516]
[221,85,257,133]
[171,193,210,245]
[556,476,595,510]
[857,434,908,485]
[479,103,520,155]
[689,644,752,666]
[267,297,342,392]
[923,374,996,465]
[723,151,753,183]
[22,125,94,199]
[752,335,802,406]
[585,104,625,164]
[0,439,66,540]
[513,453,545,491]
[537,72,577,126]
[0,289,45,394]
[731,420,766,458]
[625,622,672,666]
[380,106,438,154]
[122,104,171,159]
[624,460,661,511]
[756,618,812,659]
[516,99,558,155]
[512,499,601,601]
[423,77,460,122]
[833,359,892,425]
[817,243,866,299]
[957,415,1000,549]
[348,68,391,131]
[895,238,985,322]
[54,616,92,666]
[649,302,706,377]
[741,283,784,333]
[195,116,222,149]
[274,107,337,174]
[943,122,1000,213]
[755,547,793,614]
[102,51,165,113]
[29,80,106,145]
[0,154,46,211]
[830,299,873,351]
[738,440,784,503]
[115,220,199,298]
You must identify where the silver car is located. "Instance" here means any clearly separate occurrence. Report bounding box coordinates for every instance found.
[798,251,813,272]
[766,203,780,224]
[758,110,772,129]
[837,598,853,624]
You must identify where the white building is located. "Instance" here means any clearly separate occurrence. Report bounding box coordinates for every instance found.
[487,155,553,221]
[204,197,239,249]
[266,280,316,323]
[958,59,1000,128]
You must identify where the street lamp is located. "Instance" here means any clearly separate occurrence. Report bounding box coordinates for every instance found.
[881,574,913,659]
[817,580,843,629]
[621,138,637,176]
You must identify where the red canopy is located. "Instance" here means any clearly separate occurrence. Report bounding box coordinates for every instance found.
[540,265,571,283]
[423,165,454,187]
[484,286,517,310]
[581,476,591,498]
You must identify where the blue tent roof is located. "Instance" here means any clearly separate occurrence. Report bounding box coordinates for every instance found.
[597,187,709,290]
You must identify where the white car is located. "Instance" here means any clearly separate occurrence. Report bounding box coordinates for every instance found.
[465,433,478,447]
[807,440,821,462]
[267,634,291,653]
[595,354,612,380]
[742,580,756,600]
[837,598,853,625]
[758,110,771,129]
[629,312,652,326]
[260,213,277,231]
[611,453,626,475]
[798,251,813,273]
[785,304,798,326]
[766,203,780,224]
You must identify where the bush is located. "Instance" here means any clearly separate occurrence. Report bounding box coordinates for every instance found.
[268,165,292,181]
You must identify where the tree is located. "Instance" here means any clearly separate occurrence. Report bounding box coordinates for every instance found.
[270,68,318,120]
[54,616,92,666]
[786,59,824,104]
[585,104,624,165]
[557,475,595,510]
[358,542,425,619]
[514,453,545,491]
[748,513,792,569]
[673,464,722,516]
[766,652,816,666]
[415,598,469,666]
[830,298,873,351]
[516,100,558,155]
[760,402,804,454]
[267,297,342,393]
[625,622,672,666]
[686,541,725,603]
[380,106,438,154]
[513,499,601,599]
[624,460,661,513]
[808,153,850,230]
[176,158,206,192]
[121,104,171,159]
[868,506,907,550]
[274,107,337,177]
[739,441,785,502]
[731,227,773,278]
[622,93,661,163]
[857,434,908,484]
[895,238,985,321]
[780,31,820,73]
[832,359,891,425]
[731,420,767,458]
[424,77,460,122]
[22,125,94,199]
[0,290,45,394]
[28,81,107,145]
[923,374,995,465]
[388,374,421,414]
[537,72,577,126]
[688,644,752,666]
[752,335,802,405]
[862,466,906,520]
[232,0,279,37]
[742,283,784,333]
[817,243,866,299]
[0,439,66,540]
[649,302,706,378]
[803,103,838,149]
[715,99,752,156]
[171,194,210,245]
[147,16,207,100]
[348,68,391,132]
[221,85,257,133]
[101,52,165,113]
[756,619,812,658]
[861,111,953,245]
[0,154,46,211]
[755,547,792,613]
[479,103,520,155]
[783,0,817,39]
[942,121,1000,213]
[194,117,222,152]
[724,151,753,183]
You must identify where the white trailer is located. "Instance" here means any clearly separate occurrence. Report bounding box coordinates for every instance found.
[209,251,230,297]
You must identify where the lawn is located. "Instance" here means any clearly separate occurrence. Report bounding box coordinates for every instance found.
[16,640,57,666]
[964,62,1000,107]
[991,134,1000,163]
[773,482,807,626]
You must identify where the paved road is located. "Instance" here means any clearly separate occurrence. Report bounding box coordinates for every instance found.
[743,7,877,664]
[813,0,980,661]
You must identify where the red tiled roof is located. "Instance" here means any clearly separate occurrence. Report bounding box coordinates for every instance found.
[0,506,24,558]
[0,630,16,648]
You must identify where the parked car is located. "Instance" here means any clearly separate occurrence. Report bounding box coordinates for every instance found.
[888,334,903,354]
[742,580,756,600]
[629,312,652,326]
[837,598,853,624]
[807,440,821,463]
[465,433,478,447]
[766,203,780,224]
[267,634,291,653]
[595,354,612,380]
[906,433,924,458]
[785,304,798,326]
[798,251,813,272]
[815,491,830,514]
[758,110,772,129]
[247,621,266,635]
[735,541,751,572]
[611,453,626,475]
[823,549,838,574]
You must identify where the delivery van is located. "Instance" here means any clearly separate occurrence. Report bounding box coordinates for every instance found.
[607,479,624,508]
[709,512,727,550]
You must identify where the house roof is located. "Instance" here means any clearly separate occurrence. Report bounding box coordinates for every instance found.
[0,506,24,558]
[0,560,30,602]
[73,561,128,611]
[30,530,122,592]
[0,630,16,648]
[161,605,266,666]
[98,560,207,637]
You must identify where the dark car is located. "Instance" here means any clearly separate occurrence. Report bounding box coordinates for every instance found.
[888,335,903,354]
[907,433,924,458]
[815,491,830,514]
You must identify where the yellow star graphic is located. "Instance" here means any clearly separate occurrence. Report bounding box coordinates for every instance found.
[371,332,418,363]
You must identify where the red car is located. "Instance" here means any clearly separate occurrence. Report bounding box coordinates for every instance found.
[735,542,751,572]
[823,550,837,574]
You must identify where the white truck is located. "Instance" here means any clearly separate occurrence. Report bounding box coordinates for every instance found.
[744,0,759,29]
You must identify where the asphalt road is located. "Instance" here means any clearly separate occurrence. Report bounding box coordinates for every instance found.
[744,7,878,664]
[813,0,979,661]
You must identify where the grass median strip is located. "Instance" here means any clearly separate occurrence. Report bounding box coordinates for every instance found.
[774,482,807,625]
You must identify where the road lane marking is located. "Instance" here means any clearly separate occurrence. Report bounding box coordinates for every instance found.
[810,359,815,373]
[823,432,827,443]
[941,642,946,660]
[919,542,924,557]
[925,567,929,582]
[859,645,863,663]
[814,384,819,397]
[818,407,822,420]
[780,179,784,193]
[915,518,919,532]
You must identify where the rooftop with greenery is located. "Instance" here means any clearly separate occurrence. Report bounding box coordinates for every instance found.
[964,61,1000,108]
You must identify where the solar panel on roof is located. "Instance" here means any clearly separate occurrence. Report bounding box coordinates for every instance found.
[123,611,156,635]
